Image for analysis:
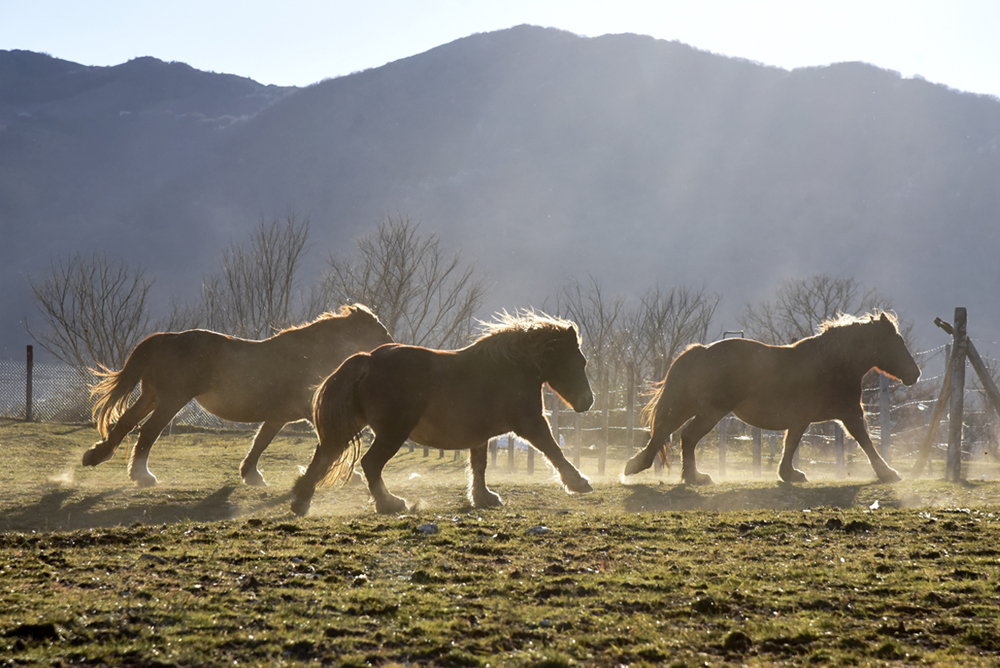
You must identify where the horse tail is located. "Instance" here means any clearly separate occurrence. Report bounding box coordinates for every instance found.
[640,343,706,429]
[89,336,155,439]
[311,353,371,487]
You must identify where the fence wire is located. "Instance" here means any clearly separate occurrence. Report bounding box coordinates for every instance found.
[0,358,253,430]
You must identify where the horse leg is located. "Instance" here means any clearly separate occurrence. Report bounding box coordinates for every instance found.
[520,423,592,494]
[290,436,344,516]
[83,391,156,466]
[679,413,725,486]
[240,421,285,486]
[127,400,186,487]
[361,434,409,514]
[778,424,810,483]
[468,441,503,508]
[840,412,902,483]
[624,409,691,476]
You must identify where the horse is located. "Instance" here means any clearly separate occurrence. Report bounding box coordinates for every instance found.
[290,311,595,516]
[624,312,920,485]
[83,304,393,487]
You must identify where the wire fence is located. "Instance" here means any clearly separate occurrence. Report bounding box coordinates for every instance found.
[0,356,254,430]
[2,342,997,474]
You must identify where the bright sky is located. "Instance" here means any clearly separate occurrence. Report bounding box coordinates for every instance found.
[3,0,1000,98]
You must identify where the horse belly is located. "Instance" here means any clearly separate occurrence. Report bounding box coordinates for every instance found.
[407,404,497,450]
[732,391,831,432]
[195,386,305,424]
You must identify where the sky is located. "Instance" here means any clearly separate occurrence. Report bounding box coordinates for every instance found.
[3,0,1000,99]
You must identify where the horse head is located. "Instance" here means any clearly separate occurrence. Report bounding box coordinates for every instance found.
[873,313,920,386]
[544,325,594,413]
[344,304,394,350]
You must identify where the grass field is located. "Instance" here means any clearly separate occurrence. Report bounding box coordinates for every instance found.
[2,418,1000,666]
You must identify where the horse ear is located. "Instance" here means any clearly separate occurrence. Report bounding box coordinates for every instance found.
[879,313,889,323]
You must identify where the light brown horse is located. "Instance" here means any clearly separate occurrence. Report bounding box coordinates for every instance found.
[290,311,594,516]
[84,304,392,487]
[624,312,920,485]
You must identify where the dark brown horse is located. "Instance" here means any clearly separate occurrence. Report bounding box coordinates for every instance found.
[291,311,594,516]
[84,304,392,487]
[624,312,920,485]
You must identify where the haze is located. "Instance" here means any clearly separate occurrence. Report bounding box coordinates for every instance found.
[3,0,1000,98]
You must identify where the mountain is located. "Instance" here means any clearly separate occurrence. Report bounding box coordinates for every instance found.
[2,26,999,364]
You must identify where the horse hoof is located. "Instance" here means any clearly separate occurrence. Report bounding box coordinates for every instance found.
[779,469,808,484]
[290,497,310,516]
[879,469,903,484]
[82,444,113,466]
[133,475,158,488]
[623,454,651,476]
[375,496,408,514]
[569,477,593,494]
[472,491,504,508]
[684,471,714,486]
[242,472,268,487]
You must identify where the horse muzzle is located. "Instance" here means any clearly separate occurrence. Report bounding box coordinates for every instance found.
[572,389,595,413]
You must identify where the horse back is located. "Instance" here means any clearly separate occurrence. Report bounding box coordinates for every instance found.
[666,338,815,403]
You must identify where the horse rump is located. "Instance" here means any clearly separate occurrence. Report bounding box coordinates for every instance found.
[89,336,157,440]
[290,354,371,515]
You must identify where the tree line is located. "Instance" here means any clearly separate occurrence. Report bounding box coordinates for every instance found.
[27,213,900,401]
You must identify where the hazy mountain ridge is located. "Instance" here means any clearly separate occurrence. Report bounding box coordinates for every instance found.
[2,26,999,361]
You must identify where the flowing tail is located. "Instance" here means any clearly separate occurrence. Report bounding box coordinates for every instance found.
[90,338,154,439]
[626,343,707,475]
[291,353,371,515]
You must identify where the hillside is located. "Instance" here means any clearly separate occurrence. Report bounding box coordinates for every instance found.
[2,26,999,362]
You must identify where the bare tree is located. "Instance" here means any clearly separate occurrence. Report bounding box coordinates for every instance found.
[27,252,153,370]
[195,214,311,339]
[557,275,626,408]
[739,274,892,344]
[320,214,487,348]
[558,276,624,373]
[631,284,719,380]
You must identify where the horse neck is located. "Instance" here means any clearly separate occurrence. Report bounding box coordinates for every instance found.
[279,319,347,356]
[467,336,544,382]
[818,327,882,378]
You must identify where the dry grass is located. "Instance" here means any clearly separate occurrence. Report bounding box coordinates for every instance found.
[2,419,1000,666]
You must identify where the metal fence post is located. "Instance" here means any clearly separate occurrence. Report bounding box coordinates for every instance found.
[25,345,33,423]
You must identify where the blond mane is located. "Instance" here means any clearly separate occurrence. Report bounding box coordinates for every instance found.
[817,310,898,335]
[279,303,380,335]
[471,310,580,368]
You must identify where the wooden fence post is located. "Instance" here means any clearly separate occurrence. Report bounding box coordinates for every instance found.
[752,427,762,478]
[947,308,967,482]
[549,388,560,449]
[507,433,515,473]
[25,345,33,423]
[879,374,893,461]
[835,423,845,476]
[910,342,951,477]
[718,416,727,478]
[626,365,635,454]
[599,371,609,476]
[490,437,497,468]
[574,413,582,467]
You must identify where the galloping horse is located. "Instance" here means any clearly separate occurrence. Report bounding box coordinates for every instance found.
[291,311,595,516]
[85,304,392,487]
[624,312,920,485]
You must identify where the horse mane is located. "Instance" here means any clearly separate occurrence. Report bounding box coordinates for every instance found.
[277,304,380,336]
[816,310,898,335]
[470,310,580,369]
